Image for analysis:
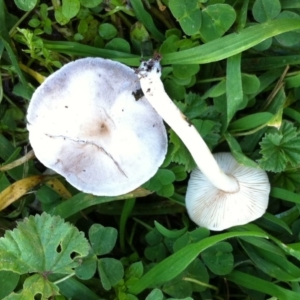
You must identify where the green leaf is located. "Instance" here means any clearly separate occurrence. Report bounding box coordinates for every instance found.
[0,271,19,299]
[259,121,300,172]
[242,73,261,94]
[252,0,281,23]
[4,274,59,299]
[128,231,268,294]
[228,270,300,300]
[126,261,144,280]
[99,23,117,40]
[169,0,201,36]
[229,112,273,132]
[62,0,80,19]
[226,53,243,126]
[172,64,200,79]
[169,130,196,172]
[49,190,151,219]
[201,242,233,275]
[146,289,164,300]
[240,242,300,281]
[80,0,103,8]
[105,38,131,53]
[89,224,118,256]
[130,0,165,42]
[75,254,97,280]
[14,0,37,11]
[154,221,187,239]
[162,19,300,65]
[200,4,236,42]
[55,276,100,300]
[0,213,90,274]
[275,11,300,47]
[98,258,124,290]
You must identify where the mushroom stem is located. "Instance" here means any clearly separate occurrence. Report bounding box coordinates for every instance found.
[137,57,239,193]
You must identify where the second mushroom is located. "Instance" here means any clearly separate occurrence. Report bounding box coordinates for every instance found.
[137,56,270,231]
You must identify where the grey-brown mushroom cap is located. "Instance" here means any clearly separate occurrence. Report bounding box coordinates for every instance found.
[27,57,167,196]
[185,152,270,231]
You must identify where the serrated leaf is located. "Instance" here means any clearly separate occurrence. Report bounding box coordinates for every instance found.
[0,213,90,275]
[259,121,300,172]
[169,130,196,172]
[4,274,59,300]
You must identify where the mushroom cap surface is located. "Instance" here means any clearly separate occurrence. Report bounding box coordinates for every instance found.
[185,152,270,231]
[27,57,167,196]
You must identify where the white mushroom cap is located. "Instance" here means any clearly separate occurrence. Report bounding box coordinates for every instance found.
[185,152,270,231]
[27,57,167,196]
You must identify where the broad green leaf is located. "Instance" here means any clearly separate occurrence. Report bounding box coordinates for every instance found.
[89,224,118,256]
[75,254,97,280]
[228,270,300,300]
[242,73,261,94]
[128,231,268,294]
[105,38,131,53]
[62,0,80,19]
[0,213,90,274]
[99,23,117,40]
[259,121,300,172]
[14,0,37,11]
[98,258,124,290]
[200,4,236,41]
[0,271,19,299]
[201,242,233,275]
[226,53,243,126]
[169,0,201,36]
[252,0,281,23]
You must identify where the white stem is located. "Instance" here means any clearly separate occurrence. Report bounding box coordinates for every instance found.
[138,58,239,193]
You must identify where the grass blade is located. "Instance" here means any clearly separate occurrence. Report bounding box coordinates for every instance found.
[227,270,300,300]
[162,19,300,64]
[128,231,268,295]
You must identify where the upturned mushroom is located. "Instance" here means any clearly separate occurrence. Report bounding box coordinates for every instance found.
[27,57,167,196]
[137,55,270,231]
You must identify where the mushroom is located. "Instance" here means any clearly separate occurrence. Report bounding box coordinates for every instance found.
[27,57,167,196]
[137,55,270,231]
